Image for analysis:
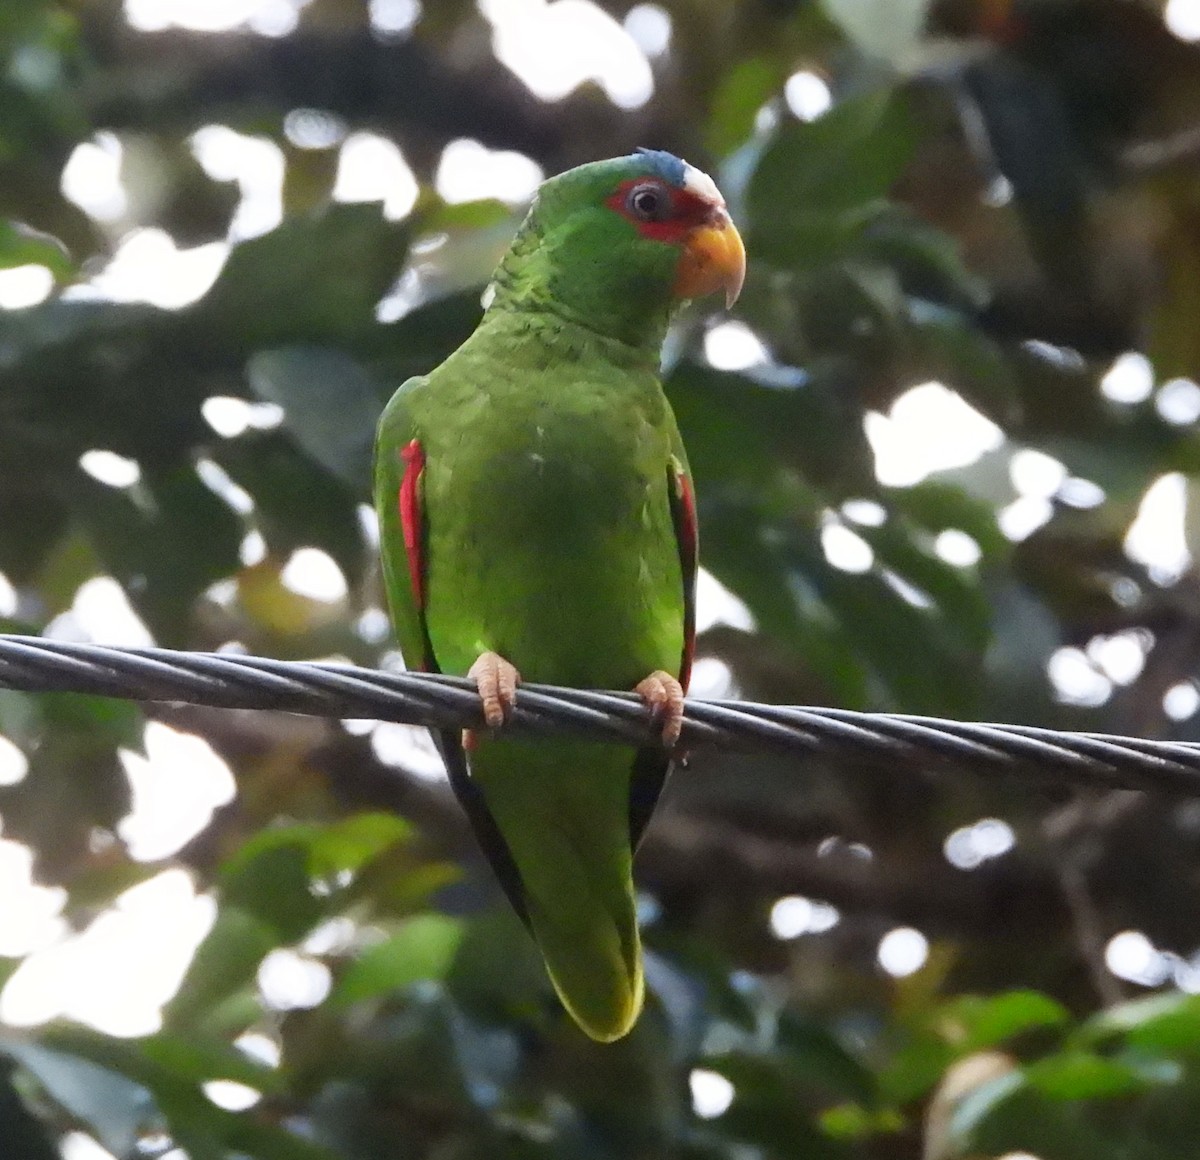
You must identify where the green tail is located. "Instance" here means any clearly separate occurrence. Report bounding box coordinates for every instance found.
[468,736,644,1042]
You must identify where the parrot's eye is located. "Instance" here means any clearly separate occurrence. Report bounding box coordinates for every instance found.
[626,183,671,222]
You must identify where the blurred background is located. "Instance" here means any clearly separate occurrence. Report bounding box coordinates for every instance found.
[6,0,1200,1156]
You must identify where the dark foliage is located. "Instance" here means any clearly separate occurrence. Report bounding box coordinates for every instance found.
[5,0,1200,1156]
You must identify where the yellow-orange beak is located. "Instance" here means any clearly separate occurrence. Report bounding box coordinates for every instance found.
[674,209,746,308]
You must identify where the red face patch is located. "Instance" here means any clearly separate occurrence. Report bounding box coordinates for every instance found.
[605,177,716,245]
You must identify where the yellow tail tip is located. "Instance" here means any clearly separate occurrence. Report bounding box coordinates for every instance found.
[552,960,645,1043]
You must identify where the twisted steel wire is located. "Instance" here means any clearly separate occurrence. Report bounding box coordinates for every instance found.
[2,633,1199,794]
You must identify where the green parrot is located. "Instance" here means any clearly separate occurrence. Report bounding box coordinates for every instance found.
[373,149,745,1042]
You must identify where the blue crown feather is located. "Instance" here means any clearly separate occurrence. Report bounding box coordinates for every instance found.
[634,147,687,188]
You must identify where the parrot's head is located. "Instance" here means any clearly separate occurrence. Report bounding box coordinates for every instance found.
[490,150,746,349]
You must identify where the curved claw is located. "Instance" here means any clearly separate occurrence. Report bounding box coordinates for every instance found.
[635,670,685,748]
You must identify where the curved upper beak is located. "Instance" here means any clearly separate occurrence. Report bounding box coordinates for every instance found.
[674,208,746,308]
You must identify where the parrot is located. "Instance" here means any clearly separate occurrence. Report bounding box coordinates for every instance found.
[373,149,745,1043]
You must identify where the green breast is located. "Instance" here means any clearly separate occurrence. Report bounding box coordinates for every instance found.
[409,311,685,688]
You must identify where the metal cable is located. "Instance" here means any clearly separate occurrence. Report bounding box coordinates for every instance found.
[2,633,1199,794]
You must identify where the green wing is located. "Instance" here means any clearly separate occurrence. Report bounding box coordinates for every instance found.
[373,374,533,931]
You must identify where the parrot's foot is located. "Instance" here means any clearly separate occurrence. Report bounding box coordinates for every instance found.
[635,670,685,748]
[467,651,521,734]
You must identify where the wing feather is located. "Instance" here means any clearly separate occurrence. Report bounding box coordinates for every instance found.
[376,380,532,927]
[668,457,698,692]
[628,456,697,852]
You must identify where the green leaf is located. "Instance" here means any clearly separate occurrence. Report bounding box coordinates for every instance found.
[8,688,142,751]
[308,812,414,879]
[747,88,917,266]
[247,346,385,490]
[0,486,68,580]
[820,1100,904,1140]
[35,1027,336,1160]
[220,840,323,939]
[334,914,464,1006]
[188,203,411,349]
[941,990,1071,1052]
[798,545,983,713]
[223,814,413,886]
[776,1012,877,1105]
[703,1052,852,1158]
[700,500,871,706]
[1078,992,1197,1038]
[889,480,1010,560]
[1078,992,1200,1055]
[664,362,878,702]
[421,197,513,232]
[878,1033,954,1104]
[0,1039,159,1157]
[820,0,929,66]
[0,689,136,869]
[949,1069,1142,1160]
[1024,1051,1152,1100]
[138,1032,282,1093]
[861,214,988,309]
[0,220,71,277]
[856,516,993,652]
[708,57,785,157]
[78,467,243,646]
[908,308,1019,422]
[165,907,276,1031]
[214,431,365,585]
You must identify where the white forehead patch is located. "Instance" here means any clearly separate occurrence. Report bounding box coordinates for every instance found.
[682,162,724,206]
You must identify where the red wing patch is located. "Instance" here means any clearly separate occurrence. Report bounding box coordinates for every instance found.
[397,439,440,676]
[668,460,698,692]
[398,440,428,659]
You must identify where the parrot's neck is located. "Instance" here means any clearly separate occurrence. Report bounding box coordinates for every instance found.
[487,220,675,363]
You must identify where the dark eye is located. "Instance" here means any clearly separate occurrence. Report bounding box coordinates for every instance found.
[626,183,670,222]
